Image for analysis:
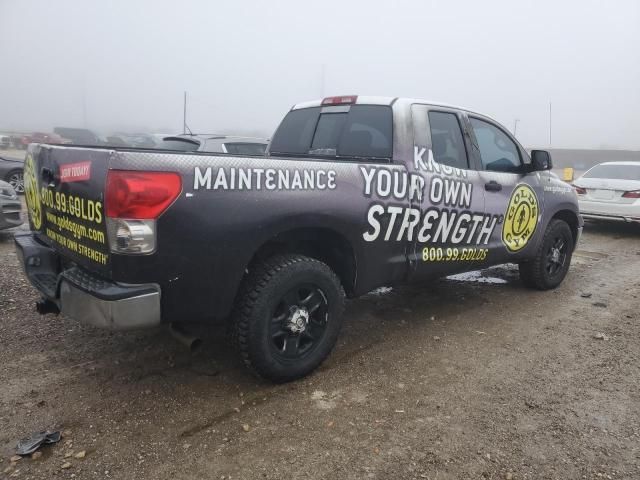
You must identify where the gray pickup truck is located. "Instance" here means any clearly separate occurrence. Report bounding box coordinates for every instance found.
[16,95,582,382]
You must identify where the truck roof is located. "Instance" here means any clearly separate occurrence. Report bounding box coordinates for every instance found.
[292,96,474,113]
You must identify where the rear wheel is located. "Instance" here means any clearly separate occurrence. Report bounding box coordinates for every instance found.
[233,254,345,383]
[6,170,24,194]
[519,219,574,290]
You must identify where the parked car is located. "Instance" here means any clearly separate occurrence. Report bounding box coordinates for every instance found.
[53,127,103,145]
[29,132,72,145]
[16,95,582,382]
[573,161,640,223]
[0,180,22,230]
[109,133,159,148]
[0,134,11,149]
[0,155,24,194]
[158,134,268,155]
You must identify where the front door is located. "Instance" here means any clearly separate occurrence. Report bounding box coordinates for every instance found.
[466,115,545,265]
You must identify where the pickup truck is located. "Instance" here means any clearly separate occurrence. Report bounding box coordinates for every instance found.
[16,95,583,382]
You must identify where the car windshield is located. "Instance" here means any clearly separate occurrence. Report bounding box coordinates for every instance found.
[223,142,266,155]
[583,164,640,181]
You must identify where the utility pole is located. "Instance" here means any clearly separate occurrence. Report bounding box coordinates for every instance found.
[183,91,187,135]
[513,118,520,136]
[320,64,326,97]
[81,75,88,127]
[549,101,552,147]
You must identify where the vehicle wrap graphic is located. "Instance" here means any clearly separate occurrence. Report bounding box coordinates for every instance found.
[361,147,501,257]
[193,166,337,191]
[23,154,42,230]
[502,184,539,252]
[24,149,110,269]
[39,186,108,266]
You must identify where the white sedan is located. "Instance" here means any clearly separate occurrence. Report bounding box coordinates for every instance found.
[573,161,640,223]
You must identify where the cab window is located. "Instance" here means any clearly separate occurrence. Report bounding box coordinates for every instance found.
[470,117,522,173]
[270,105,392,160]
[427,111,469,170]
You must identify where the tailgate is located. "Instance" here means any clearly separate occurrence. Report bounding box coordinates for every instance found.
[24,145,112,276]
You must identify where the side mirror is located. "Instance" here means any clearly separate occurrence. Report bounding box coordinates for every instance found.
[531,150,553,171]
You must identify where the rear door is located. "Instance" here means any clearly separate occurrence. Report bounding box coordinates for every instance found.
[23,145,112,276]
[410,105,489,280]
[465,115,544,264]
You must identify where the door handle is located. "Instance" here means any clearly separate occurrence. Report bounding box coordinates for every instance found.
[485,180,502,192]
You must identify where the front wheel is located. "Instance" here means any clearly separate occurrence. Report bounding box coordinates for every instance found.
[519,219,574,290]
[233,254,345,383]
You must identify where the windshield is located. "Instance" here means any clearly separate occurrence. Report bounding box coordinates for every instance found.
[583,164,640,181]
[270,105,393,160]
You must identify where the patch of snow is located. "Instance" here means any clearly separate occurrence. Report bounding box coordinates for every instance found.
[370,286,393,295]
[446,270,508,284]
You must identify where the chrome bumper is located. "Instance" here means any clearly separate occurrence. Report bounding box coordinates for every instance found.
[15,232,161,330]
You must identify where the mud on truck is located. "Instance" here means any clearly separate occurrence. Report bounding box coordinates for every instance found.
[16,95,583,382]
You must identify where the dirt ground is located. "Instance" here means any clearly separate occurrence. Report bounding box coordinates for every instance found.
[1,215,639,480]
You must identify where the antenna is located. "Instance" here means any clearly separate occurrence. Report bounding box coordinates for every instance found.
[183,91,187,134]
[183,91,193,135]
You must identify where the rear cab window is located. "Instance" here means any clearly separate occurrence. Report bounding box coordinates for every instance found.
[269,104,393,161]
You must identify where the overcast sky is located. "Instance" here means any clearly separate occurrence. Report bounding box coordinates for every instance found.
[1,0,639,149]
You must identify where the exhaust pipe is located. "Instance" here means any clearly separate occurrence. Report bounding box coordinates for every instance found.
[169,324,203,352]
[36,298,60,315]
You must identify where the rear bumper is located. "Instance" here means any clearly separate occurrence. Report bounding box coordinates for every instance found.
[15,232,161,330]
[578,199,640,223]
[0,198,23,230]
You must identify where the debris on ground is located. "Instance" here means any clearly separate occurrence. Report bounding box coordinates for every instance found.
[592,302,608,308]
[593,332,609,341]
[580,292,593,298]
[15,430,61,456]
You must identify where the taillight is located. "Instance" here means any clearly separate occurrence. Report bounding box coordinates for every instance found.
[622,190,640,199]
[321,95,358,105]
[572,184,586,195]
[106,170,182,219]
[105,170,181,254]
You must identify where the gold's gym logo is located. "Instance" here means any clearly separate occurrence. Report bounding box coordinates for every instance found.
[502,184,538,252]
[24,154,42,230]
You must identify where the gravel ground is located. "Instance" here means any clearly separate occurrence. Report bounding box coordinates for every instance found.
[1,216,639,480]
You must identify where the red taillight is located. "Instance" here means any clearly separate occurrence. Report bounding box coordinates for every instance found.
[572,184,587,195]
[321,95,358,106]
[106,170,182,219]
[622,190,640,199]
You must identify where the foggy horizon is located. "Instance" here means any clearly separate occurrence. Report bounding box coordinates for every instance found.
[1,0,639,150]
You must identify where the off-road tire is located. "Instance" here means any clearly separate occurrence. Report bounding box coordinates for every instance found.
[519,219,574,290]
[233,254,345,383]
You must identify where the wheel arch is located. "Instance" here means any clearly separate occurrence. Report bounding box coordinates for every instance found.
[246,226,358,297]
[548,207,581,247]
